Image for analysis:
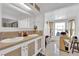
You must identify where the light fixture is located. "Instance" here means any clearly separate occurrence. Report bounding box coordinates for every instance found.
[20,3,32,11]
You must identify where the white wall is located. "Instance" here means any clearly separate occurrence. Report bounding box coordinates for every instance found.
[44,4,79,36]
[0,4,2,28]
[35,14,44,31]
[29,16,36,28]
[18,14,44,31]
[18,17,29,28]
[18,16,36,29]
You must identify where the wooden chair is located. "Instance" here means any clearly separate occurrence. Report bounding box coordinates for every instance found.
[60,36,70,52]
[60,36,65,51]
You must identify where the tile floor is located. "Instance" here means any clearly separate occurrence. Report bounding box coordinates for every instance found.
[45,36,79,56]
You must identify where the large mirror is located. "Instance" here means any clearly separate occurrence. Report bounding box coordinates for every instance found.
[2,18,18,27]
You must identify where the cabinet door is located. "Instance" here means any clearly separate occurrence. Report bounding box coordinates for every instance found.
[38,39,41,50]
[28,42,35,56]
[5,47,21,56]
[21,45,28,56]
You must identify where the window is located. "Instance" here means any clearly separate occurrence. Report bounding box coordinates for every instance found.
[55,22,65,36]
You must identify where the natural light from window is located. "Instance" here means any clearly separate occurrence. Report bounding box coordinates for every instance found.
[55,22,65,36]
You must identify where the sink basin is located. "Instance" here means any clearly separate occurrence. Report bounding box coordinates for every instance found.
[28,34,39,37]
[0,37,24,43]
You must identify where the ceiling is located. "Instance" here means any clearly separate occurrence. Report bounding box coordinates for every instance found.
[2,3,78,20]
[2,3,37,20]
[37,3,77,13]
[2,3,28,20]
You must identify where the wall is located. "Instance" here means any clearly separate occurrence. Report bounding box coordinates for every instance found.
[44,4,79,36]
[18,17,29,28]
[29,16,36,28]
[35,14,44,31]
[18,14,44,31]
[0,4,2,28]
[18,16,36,29]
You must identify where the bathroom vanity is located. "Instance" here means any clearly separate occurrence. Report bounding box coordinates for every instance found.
[0,34,43,56]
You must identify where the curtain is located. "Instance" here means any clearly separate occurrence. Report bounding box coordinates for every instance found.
[68,19,75,38]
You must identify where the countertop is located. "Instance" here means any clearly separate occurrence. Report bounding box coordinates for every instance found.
[0,35,42,50]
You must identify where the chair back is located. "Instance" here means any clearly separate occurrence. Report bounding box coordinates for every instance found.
[72,36,78,43]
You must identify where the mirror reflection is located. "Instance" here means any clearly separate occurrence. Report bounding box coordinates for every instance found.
[2,18,18,27]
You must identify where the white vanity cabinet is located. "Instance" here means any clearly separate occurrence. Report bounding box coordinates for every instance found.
[0,42,25,56]
[23,36,42,56]
[0,36,42,56]
[21,43,28,56]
